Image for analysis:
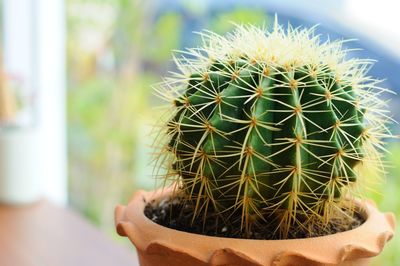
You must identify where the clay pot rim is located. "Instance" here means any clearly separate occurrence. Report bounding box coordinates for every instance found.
[116,187,392,241]
[115,187,396,265]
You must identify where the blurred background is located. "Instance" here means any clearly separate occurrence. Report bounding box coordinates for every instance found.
[0,0,399,265]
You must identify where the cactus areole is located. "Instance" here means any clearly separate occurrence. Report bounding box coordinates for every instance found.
[154,21,392,238]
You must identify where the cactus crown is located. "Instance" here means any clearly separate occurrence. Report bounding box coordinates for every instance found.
[153,20,392,238]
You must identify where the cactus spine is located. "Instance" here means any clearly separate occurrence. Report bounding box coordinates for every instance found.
[154,21,391,238]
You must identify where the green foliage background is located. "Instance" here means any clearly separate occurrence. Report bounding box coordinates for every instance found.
[67,1,399,263]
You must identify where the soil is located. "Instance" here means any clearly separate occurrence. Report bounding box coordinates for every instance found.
[144,197,365,240]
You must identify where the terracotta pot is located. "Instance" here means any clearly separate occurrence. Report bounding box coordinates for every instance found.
[115,188,395,266]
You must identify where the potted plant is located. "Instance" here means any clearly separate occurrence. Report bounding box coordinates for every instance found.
[115,21,396,266]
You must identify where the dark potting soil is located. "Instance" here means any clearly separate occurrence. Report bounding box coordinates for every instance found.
[144,197,365,240]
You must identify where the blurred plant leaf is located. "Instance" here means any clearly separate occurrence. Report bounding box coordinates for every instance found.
[210,8,267,34]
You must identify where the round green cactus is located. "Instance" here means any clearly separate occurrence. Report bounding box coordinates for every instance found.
[154,21,391,238]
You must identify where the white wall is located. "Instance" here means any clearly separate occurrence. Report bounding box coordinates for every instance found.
[2,0,67,205]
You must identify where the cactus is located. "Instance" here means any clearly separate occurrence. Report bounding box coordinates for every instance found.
[154,21,392,238]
